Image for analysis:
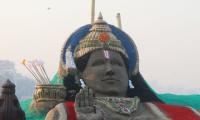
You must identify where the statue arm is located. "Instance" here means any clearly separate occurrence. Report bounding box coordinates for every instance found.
[45,103,68,120]
[45,107,60,120]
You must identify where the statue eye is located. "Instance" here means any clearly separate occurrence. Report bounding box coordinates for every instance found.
[91,60,105,66]
[111,60,123,66]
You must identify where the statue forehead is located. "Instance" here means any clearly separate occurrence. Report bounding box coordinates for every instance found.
[88,50,123,61]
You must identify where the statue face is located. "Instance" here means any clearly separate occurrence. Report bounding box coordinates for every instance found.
[82,50,129,97]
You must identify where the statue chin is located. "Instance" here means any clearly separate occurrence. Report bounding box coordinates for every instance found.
[95,89,126,97]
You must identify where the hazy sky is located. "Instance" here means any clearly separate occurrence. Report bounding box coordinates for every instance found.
[0,0,200,94]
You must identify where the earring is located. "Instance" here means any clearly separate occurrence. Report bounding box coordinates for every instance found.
[129,80,134,88]
[80,79,86,88]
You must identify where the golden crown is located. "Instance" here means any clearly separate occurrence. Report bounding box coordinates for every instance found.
[74,13,128,59]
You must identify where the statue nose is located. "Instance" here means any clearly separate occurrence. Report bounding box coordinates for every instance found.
[105,62,114,76]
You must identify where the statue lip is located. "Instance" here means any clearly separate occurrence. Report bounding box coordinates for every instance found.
[102,78,120,82]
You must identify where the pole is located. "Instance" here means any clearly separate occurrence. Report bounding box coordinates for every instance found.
[116,13,122,29]
[91,0,95,24]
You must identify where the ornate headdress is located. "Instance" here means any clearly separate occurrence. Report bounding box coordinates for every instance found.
[74,13,128,60]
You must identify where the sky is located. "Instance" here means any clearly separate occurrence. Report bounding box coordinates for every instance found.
[0,0,200,94]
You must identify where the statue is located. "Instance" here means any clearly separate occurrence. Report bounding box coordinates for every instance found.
[0,79,25,120]
[45,14,200,120]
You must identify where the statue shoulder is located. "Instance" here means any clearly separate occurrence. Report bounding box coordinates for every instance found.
[45,103,68,120]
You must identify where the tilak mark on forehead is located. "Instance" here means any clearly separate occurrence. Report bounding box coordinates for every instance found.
[103,50,110,59]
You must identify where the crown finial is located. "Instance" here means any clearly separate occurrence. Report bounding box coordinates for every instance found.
[92,12,107,25]
[98,12,103,20]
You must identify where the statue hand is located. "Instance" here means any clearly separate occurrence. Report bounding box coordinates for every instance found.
[75,87,104,120]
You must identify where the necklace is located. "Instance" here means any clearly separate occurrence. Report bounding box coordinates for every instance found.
[96,96,140,115]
